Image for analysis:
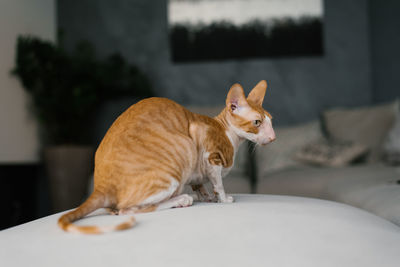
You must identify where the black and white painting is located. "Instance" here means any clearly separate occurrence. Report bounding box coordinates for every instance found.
[168,0,324,62]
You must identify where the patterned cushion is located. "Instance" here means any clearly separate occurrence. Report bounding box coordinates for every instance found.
[295,138,368,167]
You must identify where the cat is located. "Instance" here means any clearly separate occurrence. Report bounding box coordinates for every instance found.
[58,80,276,234]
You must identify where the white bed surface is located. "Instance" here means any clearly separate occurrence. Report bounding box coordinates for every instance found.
[1,194,399,267]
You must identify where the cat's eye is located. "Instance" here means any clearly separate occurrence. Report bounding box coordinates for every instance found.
[253,120,261,127]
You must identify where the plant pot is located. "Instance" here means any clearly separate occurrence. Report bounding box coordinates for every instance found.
[44,145,94,212]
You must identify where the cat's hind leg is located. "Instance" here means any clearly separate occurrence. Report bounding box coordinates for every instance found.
[122,194,193,213]
[106,194,194,215]
[156,194,193,211]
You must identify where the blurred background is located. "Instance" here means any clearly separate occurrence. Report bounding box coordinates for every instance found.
[1,0,400,229]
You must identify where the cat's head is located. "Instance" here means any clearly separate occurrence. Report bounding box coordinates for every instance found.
[225,80,276,145]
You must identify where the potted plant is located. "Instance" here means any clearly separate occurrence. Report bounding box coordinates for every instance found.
[12,36,152,212]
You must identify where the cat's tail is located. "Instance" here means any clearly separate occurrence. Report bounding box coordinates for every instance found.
[58,191,136,234]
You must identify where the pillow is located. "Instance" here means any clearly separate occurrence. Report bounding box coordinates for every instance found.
[322,100,399,162]
[383,111,400,165]
[185,105,248,174]
[295,138,368,167]
[256,120,323,177]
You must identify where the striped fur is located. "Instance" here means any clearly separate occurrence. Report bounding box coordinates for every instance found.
[58,80,275,234]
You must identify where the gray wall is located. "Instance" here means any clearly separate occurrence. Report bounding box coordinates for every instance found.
[58,0,372,127]
[369,0,400,103]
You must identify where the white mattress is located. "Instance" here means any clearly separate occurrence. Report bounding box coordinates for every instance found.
[1,194,399,267]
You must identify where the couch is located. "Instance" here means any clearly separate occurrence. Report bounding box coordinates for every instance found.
[188,100,400,226]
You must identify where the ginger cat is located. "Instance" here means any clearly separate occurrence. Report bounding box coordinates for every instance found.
[58,80,276,234]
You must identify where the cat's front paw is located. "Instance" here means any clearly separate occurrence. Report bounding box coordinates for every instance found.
[221,195,234,203]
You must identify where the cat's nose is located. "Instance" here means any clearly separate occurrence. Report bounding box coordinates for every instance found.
[269,137,276,142]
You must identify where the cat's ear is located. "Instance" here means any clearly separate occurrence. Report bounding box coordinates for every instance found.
[226,83,248,113]
[247,80,267,107]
